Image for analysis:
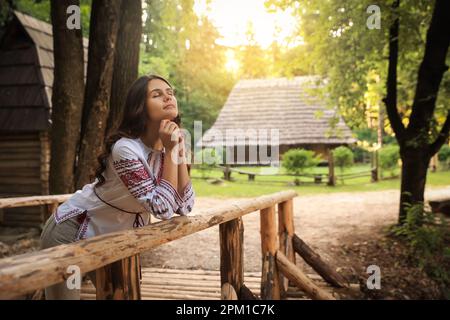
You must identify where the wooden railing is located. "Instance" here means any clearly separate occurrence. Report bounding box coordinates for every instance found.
[0,194,72,224]
[0,190,347,300]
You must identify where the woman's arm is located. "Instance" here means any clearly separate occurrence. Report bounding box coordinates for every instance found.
[177,134,191,195]
[159,120,179,189]
[175,133,195,215]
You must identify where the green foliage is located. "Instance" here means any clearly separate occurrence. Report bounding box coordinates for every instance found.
[393,203,450,298]
[332,146,354,174]
[140,0,235,141]
[379,144,400,176]
[194,148,223,179]
[282,149,321,176]
[437,144,450,169]
[351,145,369,163]
[12,0,91,36]
[266,0,449,136]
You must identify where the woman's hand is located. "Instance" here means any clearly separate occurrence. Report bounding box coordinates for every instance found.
[159,120,180,151]
[178,133,186,158]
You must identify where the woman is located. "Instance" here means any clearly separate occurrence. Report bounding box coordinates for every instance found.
[40,75,195,299]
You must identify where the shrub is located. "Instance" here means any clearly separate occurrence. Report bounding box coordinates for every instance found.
[379,144,400,177]
[437,144,450,169]
[332,146,354,175]
[282,149,321,184]
[393,203,450,298]
[195,148,222,178]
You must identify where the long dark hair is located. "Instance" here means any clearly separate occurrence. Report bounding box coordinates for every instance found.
[94,75,180,187]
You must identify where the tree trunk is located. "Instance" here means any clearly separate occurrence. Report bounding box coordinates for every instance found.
[384,0,450,224]
[106,0,142,137]
[49,0,85,194]
[75,0,122,188]
[398,148,430,223]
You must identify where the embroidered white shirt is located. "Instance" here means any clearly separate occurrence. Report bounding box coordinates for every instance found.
[54,137,195,240]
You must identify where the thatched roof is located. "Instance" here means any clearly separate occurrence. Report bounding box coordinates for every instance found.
[199,76,356,148]
[0,11,88,132]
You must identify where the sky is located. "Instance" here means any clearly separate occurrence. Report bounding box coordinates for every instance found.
[193,0,299,49]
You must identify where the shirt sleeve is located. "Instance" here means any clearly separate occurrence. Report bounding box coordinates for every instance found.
[111,142,181,220]
[175,181,195,216]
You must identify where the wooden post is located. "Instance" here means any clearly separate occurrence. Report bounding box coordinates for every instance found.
[44,202,59,223]
[224,165,231,181]
[221,283,238,300]
[292,234,348,288]
[219,218,244,299]
[240,284,260,300]
[327,150,335,186]
[276,250,335,300]
[96,254,141,300]
[260,206,280,300]
[277,199,295,295]
[371,150,379,182]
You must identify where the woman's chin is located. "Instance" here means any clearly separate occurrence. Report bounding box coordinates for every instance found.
[162,110,178,119]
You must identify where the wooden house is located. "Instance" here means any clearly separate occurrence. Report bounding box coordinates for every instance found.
[198,76,356,164]
[0,11,87,227]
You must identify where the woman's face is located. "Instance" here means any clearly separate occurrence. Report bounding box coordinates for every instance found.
[146,79,178,122]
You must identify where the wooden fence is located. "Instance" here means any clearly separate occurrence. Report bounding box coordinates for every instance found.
[0,190,347,300]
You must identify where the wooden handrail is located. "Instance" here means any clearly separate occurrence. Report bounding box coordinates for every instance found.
[0,194,72,209]
[0,190,297,299]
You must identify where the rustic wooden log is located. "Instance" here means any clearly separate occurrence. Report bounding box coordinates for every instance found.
[292,234,348,288]
[0,194,72,209]
[429,199,450,216]
[0,190,297,299]
[277,199,296,296]
[240,283,260,300]
[221,282,238,300]
[260,206,280,300]
[96,254,141,300]
[219,217,244,298]
[278,200,295,261]
[276,251,335,300]
[327,150,335,186]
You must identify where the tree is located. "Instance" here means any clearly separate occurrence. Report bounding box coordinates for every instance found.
[106,0,142,137]
[75,0,121,188]
[268,0,450,224]
[236,22,271,79]
[49,0,85,194]
[141,0,235,140]
[384,0,450,223]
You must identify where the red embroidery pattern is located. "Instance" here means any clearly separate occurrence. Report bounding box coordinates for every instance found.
[118,166,151,187]
[75,215,91,240]
[54,207,86,224]
[113,158,154,198]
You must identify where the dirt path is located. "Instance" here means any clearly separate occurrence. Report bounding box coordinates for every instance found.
[141,186,450,272]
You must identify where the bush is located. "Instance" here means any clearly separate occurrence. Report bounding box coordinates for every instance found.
[332,146,354,175]
[351,145,370,163]
[379,144,400,177]
[194,148,222,178]
[393,203,450,298]
[282,149,321,184]
[437,144,450,169]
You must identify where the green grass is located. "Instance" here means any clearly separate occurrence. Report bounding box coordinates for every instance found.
[191,165,450,198]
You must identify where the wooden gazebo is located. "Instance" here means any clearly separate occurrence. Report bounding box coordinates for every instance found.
[198,76,356,164]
